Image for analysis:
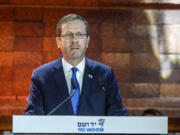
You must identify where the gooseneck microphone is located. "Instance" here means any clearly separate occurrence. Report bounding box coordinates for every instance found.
[47,78,76,115]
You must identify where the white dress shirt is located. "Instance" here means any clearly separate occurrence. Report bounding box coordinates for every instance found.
[62,58,85,94]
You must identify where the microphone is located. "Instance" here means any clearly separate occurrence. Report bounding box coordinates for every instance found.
[71,78,76,90]
[47,78,76,115]
[98,77,105,91]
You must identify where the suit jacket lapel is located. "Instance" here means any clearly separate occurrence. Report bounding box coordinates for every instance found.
[81,59,95,95]
[53,57,74,114]
[78,58,96,114]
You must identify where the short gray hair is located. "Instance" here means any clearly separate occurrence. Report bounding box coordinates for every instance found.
[56,14,88,37]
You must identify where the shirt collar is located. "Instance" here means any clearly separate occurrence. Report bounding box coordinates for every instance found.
[62,58,85,74]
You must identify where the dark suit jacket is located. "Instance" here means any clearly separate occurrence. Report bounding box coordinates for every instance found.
[24,57,127,116]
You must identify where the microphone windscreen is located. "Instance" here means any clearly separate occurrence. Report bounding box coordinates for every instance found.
[71,78,76,90]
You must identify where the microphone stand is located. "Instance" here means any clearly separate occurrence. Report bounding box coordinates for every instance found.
[47,78,76,115]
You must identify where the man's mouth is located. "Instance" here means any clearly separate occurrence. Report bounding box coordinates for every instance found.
[71,47,79,50]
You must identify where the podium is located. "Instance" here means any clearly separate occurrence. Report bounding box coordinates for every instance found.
[13,115,168,134]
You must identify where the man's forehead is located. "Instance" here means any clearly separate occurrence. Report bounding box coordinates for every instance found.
[61,19,85,30]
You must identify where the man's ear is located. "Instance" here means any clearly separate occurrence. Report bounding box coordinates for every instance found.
[56,37,61,48]
[87,36,90,48]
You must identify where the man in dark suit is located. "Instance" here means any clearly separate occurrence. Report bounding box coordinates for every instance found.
[24,14,127,116]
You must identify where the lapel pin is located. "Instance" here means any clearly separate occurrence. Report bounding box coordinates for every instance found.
[88,74,93,79]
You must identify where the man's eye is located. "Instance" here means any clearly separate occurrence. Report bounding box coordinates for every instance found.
[66,34,73,37]
[66,34,71,36]
[76,33,82,36]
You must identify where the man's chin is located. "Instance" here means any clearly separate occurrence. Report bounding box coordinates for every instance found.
[69,55,81,60]
[70,54,85,61]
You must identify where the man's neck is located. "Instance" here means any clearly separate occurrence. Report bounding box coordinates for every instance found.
[64,57,84,66]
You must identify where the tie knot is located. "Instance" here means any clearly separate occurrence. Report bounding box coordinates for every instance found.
[71,67,78,74]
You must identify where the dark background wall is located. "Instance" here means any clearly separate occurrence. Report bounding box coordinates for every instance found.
[0,0,180,117]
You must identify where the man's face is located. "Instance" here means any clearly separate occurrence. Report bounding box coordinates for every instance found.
[57,19,89,64]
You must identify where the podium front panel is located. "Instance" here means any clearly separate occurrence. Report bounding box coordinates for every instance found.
[13,115,168,134]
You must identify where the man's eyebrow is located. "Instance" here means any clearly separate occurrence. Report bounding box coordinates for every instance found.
[64,31,83,34]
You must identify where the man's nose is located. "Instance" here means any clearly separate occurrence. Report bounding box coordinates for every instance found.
[71,35,78,43]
